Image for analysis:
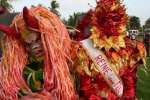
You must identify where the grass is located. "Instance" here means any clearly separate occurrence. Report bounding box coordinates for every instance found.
[136,57,150,100]
[136,35,150,100]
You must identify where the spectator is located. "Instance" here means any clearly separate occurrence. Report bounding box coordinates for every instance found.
[144,33,150,56]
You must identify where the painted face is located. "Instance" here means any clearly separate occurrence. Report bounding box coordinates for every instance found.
[99,13,121,27]
[98,12,122,36]
[22,31,44,59]
[93,0,128,37]
[23,32,39,44]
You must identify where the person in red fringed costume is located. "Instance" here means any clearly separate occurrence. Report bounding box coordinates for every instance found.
[71,0,147,99]
[0,7,76,100]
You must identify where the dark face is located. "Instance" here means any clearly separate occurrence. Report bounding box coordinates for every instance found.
[98,12,122,36]
[23,31,44,59]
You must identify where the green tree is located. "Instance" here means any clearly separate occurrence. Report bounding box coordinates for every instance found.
[49,0,60,16]
[128,16,141,30]
[65,12,84,28]
[63,12,84,39]
[143,17,150,32]
[0,0,12,14]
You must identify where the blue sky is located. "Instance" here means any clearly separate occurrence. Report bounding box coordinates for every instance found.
[11,0,150,25]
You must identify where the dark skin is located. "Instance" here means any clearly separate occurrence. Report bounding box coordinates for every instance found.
[23,31,44,59]
[22,7,44,59]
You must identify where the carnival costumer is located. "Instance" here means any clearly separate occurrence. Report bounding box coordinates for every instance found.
[0,7,76,100]
[71,0,146,99]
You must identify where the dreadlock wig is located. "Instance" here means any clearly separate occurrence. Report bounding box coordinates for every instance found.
[0,7,76,100]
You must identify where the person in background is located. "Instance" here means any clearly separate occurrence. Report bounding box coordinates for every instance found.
[144,33,150,56]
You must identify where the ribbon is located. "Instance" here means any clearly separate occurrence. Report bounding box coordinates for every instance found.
[80,39,123,97]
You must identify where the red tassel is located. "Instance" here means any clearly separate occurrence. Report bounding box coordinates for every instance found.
[0,24,20,38]
[23,7,39,29]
